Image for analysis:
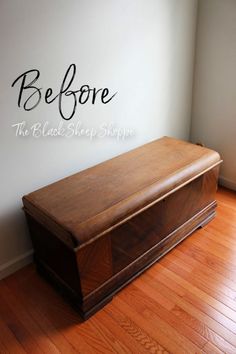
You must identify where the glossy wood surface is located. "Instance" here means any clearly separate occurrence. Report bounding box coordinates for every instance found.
[0,187,235,353]
[23,137,221,246]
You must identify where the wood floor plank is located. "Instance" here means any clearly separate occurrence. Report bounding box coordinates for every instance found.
[217,186,236,203]
[150,262,236,322]
[0,280,62,354]
[140,271,236,346]
[159,252,236,312]
[211,208,236,236]
[203,227,236,250]
[85,315,132,354]
[0,339,9,354]
[102,307,154,354]
[105,305,170,354]
[114,293,204,354]
[207,219,236,241]
[203,341,227,354]
[187,231,236,267]
[134,272,236,353]
[3,278,79,354]
[174,246,236,293]
[0,290,42,354]
[0,317,27,354]
[162,249,236,301]
[107,299,180,354]
[177,242,236,283]
[217,203,236,223]
[5,270,94,354]
[148,263,236,334]
[119,284,207,349]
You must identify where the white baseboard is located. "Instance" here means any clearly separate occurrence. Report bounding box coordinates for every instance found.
[0,250,34,280]
[219,176,236,191]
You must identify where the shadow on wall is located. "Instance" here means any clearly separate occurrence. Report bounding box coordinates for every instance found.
[0,208,32,273]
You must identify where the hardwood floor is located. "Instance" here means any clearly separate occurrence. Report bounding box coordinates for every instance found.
[0,187,236,353]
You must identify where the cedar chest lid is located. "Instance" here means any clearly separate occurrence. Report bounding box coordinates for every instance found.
[23,137,221,248]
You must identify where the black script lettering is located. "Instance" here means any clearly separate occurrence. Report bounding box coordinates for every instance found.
[91,88,103,104]
[78,85,91,104]
[11,64,117,120]
[101,88,117,104]
[11,69,42,111]
[45,88,54,103]
[58,63,77,120]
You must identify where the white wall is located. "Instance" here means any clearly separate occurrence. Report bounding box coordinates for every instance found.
[191,0,236,189]
[0,0,198,278]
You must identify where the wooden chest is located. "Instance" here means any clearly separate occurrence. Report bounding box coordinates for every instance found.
[22,137,222,319]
